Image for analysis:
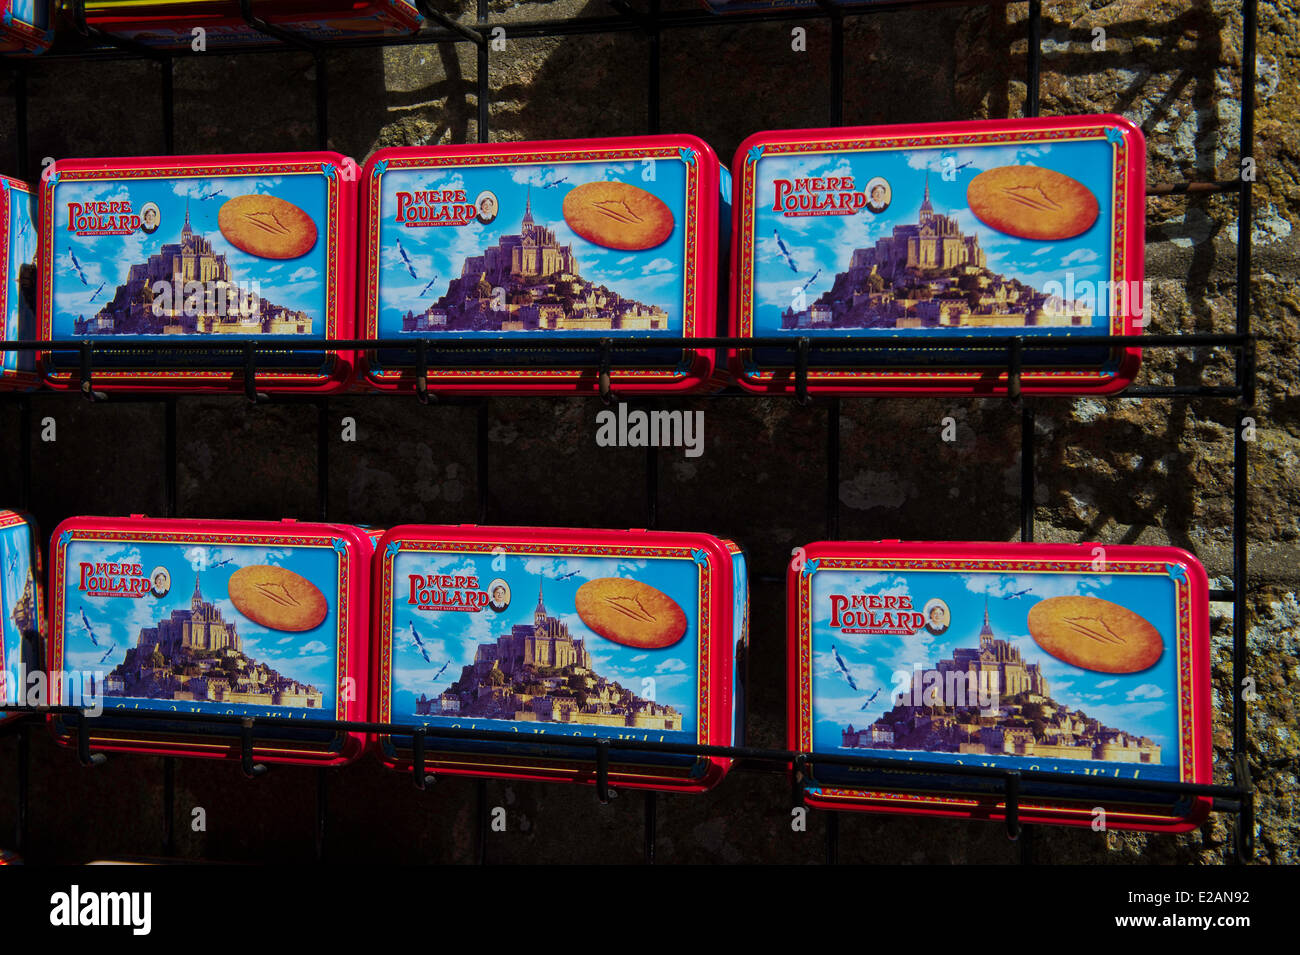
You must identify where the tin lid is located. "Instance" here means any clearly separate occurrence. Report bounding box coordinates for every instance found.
[0,174,37,389]
[359,136,721,392]
[46,515,373,763]
[373,524,741,779]
[38,151,358,391]
[788,540,1211,814]
[0,509,44,715]
[732,115,1146,395]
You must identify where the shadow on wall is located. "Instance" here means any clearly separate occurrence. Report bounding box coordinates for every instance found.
[1027,1,1237,557]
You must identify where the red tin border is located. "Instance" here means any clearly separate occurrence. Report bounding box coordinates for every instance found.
[37,152,358,393]
[81,0,422,46]
[370,524,736,792]
[46,516,371,765]
[786,540,1212,831]
[358,136,719,395]
[731,116,1146,396]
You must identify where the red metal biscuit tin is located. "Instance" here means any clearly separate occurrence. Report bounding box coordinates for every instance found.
[359,136,726,395]
[788,540,1212,831]
[39,151,358,393]
[731,116,1146,395]
[78,0,422,50]
[0,1,53,55]
[1,509,44,723]
[0,174,37,391]
[372,524,747,792]
[46,516,372,765]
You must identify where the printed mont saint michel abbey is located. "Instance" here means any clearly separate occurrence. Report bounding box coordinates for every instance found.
[104,575,323,708]
[73,208,314,336]
[785,175,1095,331]
[416,583,681,730]
[845,603,1162,765]
[401,193,670,334]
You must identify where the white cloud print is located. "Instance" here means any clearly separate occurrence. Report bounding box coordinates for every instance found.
[654,658,688,674]
[1126,683,1164,701]
[962,573,1103,600]
[1061,248,1099,266]
[510,161,637,189]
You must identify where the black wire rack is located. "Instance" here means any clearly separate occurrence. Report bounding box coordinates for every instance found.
[0,0,1259,865]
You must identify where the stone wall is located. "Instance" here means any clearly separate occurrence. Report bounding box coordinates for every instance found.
[0,0,1295,864]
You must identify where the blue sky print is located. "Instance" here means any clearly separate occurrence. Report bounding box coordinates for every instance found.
[4,185,35,375]
[10,0,44,26]
[809,567,1181,779]
[376,158,689,337]
[1,520,36,702]
[61,540,340,718]
[50,172,330,340]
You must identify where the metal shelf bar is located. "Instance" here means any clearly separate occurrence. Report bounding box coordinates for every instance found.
[1026,0,1041,118]
[4,705,1248,803]
[0,332,1255,352]
[477,0,489,143]
[413,2,485,45]
[1229,0,1258,865]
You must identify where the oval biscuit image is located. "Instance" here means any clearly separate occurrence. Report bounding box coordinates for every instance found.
[575,578,688,649]
[228,565,328,633]
[218,194,318,260]
[562,181,674,251]
[1027,596,1163,674]
[966,165,1099,241]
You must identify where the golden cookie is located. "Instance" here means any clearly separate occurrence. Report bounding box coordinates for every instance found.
[575,578,687,649]
[966,165,1099,241]
[228,565,328,632]
[562,181,674,251]
[218,194,318,259]
[1027,596,1163,674]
